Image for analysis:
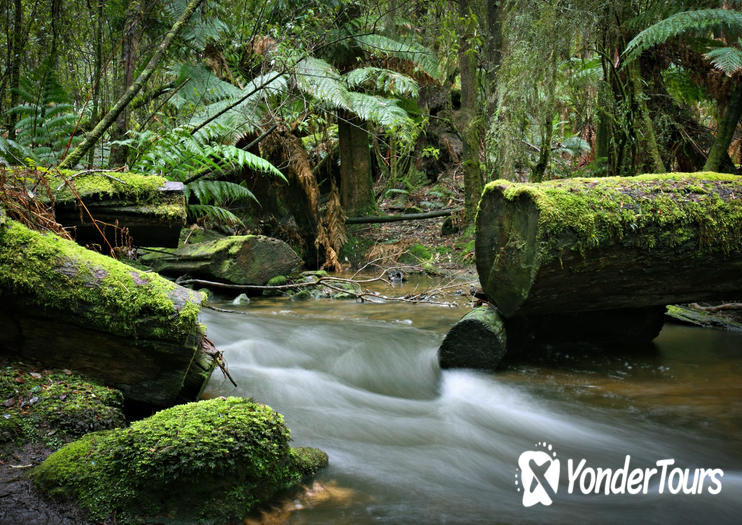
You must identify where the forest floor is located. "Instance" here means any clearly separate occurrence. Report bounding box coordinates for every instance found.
[343,168,477,281]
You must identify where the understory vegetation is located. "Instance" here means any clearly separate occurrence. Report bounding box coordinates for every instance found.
[1,0,740,270]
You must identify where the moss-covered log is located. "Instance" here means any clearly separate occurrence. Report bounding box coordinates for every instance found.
[438,305,507,369]
[0,218,213,407]
[141,234,302,285]
[31,397,328,522]
[476,173,742,317]
[44,169,187,248]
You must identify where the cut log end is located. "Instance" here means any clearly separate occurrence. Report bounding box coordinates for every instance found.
[438,306,507,369]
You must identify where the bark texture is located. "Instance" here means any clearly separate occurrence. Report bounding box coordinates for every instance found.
[476,173,742,317]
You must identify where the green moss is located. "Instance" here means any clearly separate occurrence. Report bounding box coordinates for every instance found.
[36,168,169,205]
[481,172,742,261]
[338,230,374,267]
[31,397,327,522]
[0,219,203,340]
[0,365,125,455]
[266,275,287,286]
[401,243,433,264]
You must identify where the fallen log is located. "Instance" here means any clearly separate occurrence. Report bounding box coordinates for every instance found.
[42,168,186,248]
[437,305,665,370]
[438,305,507,369]
[0,217,214,408]
[140,234,302,285]
[346,207,463,224]
[476,173,742,317]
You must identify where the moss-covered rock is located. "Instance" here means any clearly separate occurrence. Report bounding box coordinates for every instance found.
[0,365,125,456]
[31,397,327,522]
[140,235,302,285]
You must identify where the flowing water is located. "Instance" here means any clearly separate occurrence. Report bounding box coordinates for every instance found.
[202,290,742,524]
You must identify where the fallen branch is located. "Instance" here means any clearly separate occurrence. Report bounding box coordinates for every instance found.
[689,302,742,312]
[201,335,237,388]
[345,207,463,224]
[178,271,463,307]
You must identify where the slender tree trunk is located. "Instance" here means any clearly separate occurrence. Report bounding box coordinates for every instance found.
[49,0,61,71]
[458,0,482,223]
[338,110,374,216]
[704,80,742,172]
[58,0,204,170]
[8,0,23,137]
[629,63,665,173]
[109,0,140,167]
[88,0,104,167]
[484,0,503,117]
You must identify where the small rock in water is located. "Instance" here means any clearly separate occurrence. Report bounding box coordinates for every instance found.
[232,293,250,305]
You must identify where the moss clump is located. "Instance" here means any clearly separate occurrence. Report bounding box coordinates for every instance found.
[31,397,327,522]
[0,219,203,340]
[37,168,169,205]
[400,243,433,264]
[481,172,742,261]
[266,275,288,286]
[0,365,125,456]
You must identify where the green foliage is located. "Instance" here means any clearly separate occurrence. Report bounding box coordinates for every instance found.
[623,9,742,65]
[354,34,441,81]
[0,73,80,166]
[345,67,419,97]
[705,43,742,76]
[31,397,327,521]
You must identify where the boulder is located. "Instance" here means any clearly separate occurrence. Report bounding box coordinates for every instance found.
[31,397,328,522]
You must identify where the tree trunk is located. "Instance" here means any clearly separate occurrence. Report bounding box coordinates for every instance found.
[438,305,507,369]
[58,0,204,170]
[109,0,141,167]
[457,0,483,223]
[140,235,302,285]
[704,80,742,173]
[0,218,212,408]
[88,0,105,166]
[338,109,375,215]
[476,174,742,317]
[8,0,23,136]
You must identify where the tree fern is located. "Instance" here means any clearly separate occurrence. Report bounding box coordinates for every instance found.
[2,73,81,166]
[353,34,440,81]
[623,9,742,65]
[345,67,419,97]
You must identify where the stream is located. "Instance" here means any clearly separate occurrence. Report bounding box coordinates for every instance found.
[202,290,742,524]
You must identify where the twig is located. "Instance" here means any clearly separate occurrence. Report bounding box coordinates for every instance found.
[689,302,742,312]
[201,335,237,388]
[55,168,127,192]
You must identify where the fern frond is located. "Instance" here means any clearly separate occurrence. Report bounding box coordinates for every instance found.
[186,180,257,205]
[346,92,411,130]
[705,44,742,76]
[345,67,419,97]
[624,9,742,64]
[187,204,245,227]
[215,145,287,181]
[294,57,351,111]
[354,34,440,81]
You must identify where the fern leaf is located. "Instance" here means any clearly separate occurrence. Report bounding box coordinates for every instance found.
[186,180,258,205]
[624,9,742,64]
[354,34,440,81]
[705,45,742,76]
[345,67,419,97]
[187,204,245,227]
[294,57,351,111]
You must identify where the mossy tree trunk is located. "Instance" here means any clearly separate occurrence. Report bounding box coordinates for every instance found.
[457,0,483,223]
[476,173,742,317]
[338,109,375,216]
[58,0,204,170]
[704,80,742,173]
[0,219,213,408]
